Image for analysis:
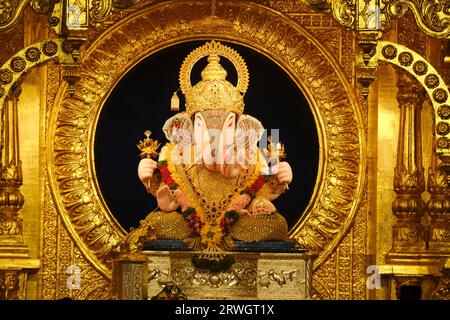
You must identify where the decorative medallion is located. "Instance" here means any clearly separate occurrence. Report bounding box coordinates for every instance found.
[381,44,397,59]
[398,52,413,66]
[412,61,428,76]
[437,137,450,149]
[0,69,13,85]
[10,57,26,72]
[436,122,450,136]
[438,105,450,120]
[425,74,440,89]
[433,88,448,104]
[42,40,58,56]
[25,47,41,62]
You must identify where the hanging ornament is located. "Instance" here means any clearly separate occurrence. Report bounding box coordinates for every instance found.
[171,91,180,112]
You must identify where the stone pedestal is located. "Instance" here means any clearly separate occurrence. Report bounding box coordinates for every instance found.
[113,250,315,300]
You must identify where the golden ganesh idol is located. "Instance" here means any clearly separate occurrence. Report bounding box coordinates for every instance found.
[126,41,294,256]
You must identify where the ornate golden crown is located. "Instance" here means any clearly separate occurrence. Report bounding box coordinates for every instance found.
[179,41,249,115]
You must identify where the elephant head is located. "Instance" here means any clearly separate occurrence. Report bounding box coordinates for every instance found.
[162,41,265,177]
[163,110,264,177]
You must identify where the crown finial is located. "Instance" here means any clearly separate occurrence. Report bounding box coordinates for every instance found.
[178,41,249,115]
[201,54,227,81]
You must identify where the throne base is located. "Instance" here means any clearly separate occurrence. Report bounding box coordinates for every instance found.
[113,249,316,300]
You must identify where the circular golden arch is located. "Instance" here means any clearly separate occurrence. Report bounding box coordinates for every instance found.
[377,41,450,156]
[48,0,366,278]
[0,39,66,106]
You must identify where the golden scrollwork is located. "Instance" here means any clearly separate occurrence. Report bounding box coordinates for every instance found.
[384,0,450,38]
[30,0,60,27]
[0,0,30,31]
[303,0,450,39]
[0,0,143,32]
[90,0,113,23]
[305,0,355,28]
[254,0,315,13]
[332,0,356,28]
[40,181,112,299]
[47,1,365,299]
[90,0,138,24]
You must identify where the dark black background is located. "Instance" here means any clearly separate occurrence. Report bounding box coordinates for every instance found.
[94,40,319,232]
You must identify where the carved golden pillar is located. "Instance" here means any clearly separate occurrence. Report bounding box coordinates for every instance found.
[0,85,39,300]
[391,72,426,254]
[427,151,450,253]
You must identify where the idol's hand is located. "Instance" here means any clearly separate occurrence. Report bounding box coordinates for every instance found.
[174,189,190,212]
[272,161,293,185]
[156,185,179,212]
[228,193,252,211]
[248,197,276,215]
[138,158,158,189]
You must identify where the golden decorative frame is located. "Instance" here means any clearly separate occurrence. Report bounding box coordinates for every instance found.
[306,0,450,38]
[47,0,365,279]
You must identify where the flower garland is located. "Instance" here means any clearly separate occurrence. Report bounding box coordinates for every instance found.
[240,175,270,199]
[158,160,178,190]
[182,208,240,239]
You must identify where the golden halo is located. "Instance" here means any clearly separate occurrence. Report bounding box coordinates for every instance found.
[179,40,249,95]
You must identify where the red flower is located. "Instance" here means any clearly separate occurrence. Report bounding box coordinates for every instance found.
[250,175,265,194]
[166,177,175,186]
[159,165,175,186]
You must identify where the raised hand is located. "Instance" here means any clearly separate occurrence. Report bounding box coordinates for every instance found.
[272,161,293,185]
[138,158,158,189]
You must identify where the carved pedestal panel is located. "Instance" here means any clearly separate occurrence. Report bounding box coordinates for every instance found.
[112,255,148,300]
[113,251,315,300]
[143,251,315,300]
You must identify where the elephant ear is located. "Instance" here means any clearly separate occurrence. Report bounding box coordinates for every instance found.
[235,114,264,149]
[162,112,193,147]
